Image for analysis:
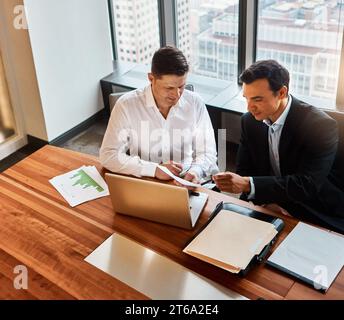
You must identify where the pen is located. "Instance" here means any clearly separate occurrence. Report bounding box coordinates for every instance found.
[179,164,191,178]
[179,169,188,178]
[200,177,213,185]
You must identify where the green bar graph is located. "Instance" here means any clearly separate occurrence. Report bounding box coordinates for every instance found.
[71,169,104,192]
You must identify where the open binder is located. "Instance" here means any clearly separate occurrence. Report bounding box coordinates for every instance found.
[184,202,285,276]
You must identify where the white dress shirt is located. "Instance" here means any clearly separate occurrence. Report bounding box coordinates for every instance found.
[99,85,218,178]
[248,95,292,199]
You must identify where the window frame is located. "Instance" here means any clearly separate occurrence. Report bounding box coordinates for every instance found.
[238,0,258,82]
[107,0,117,60]
[158,0,176,46]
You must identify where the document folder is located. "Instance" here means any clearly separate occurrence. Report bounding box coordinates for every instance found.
[267,222,344,292]
[184,202,284,276]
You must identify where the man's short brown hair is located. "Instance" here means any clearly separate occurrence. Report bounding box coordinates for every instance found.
[151,46,189,77]
[240,59,290,94]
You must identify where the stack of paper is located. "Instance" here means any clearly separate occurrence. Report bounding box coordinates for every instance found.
[183,210,277,273]
[267,222,344,291]
[49,166,109,207]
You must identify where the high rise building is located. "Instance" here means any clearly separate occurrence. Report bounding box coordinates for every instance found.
[112,0,160,64]
[176,0,192,60]
[113,0,192,64]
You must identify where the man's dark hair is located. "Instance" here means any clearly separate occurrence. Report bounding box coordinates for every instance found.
[239,60,290,94]
[151,46,189,77]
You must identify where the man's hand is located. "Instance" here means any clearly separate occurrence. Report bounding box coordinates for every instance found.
[173,170,199,190]
[213,171,251,194]
[155,161,183,180]
[183,171,199,183]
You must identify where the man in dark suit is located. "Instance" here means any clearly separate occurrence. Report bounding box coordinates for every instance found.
[213,60,344,233]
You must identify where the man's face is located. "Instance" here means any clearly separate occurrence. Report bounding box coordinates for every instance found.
[242,78,287,122]
[148,73,187,109]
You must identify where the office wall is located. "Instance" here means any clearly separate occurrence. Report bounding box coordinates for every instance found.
[0,0,47,141]
[24,0,113,141]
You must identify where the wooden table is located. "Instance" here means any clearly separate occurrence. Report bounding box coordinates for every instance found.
[0,145,343,300]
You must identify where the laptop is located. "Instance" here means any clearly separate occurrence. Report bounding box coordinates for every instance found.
[105,173,208,229]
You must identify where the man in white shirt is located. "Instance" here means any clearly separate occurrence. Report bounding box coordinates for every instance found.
[100,46,218,183]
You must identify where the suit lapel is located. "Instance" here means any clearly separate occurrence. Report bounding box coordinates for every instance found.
[279,96,303,173]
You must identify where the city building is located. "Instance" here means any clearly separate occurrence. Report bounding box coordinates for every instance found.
[193,0,343,103]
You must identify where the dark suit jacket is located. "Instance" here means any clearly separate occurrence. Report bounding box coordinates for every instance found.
[237,96,344,233]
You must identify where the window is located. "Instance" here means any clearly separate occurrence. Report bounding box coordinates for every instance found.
[111,0,161,64]
[256,0,344,109]
[175,0,239,81]
[108,0,344,111]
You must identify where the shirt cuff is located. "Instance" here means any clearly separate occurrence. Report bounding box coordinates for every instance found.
[247,177,255,200]
[140,162,158,177]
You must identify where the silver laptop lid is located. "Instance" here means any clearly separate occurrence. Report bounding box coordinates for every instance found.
[105,173,205,229]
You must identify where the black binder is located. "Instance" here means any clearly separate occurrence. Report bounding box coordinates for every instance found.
[185,201,285,276]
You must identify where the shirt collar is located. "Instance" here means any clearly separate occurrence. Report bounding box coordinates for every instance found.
[144,85,157,108]
[263,95,292,127]
[144,85,182,109]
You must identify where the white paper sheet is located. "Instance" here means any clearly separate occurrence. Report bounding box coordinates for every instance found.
[158,165,200,188]
[49,166,109,207]
[267,222,344,291]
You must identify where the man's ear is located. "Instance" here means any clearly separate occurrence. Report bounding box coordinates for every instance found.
[148,73,154,83]
[279,85,288,99]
